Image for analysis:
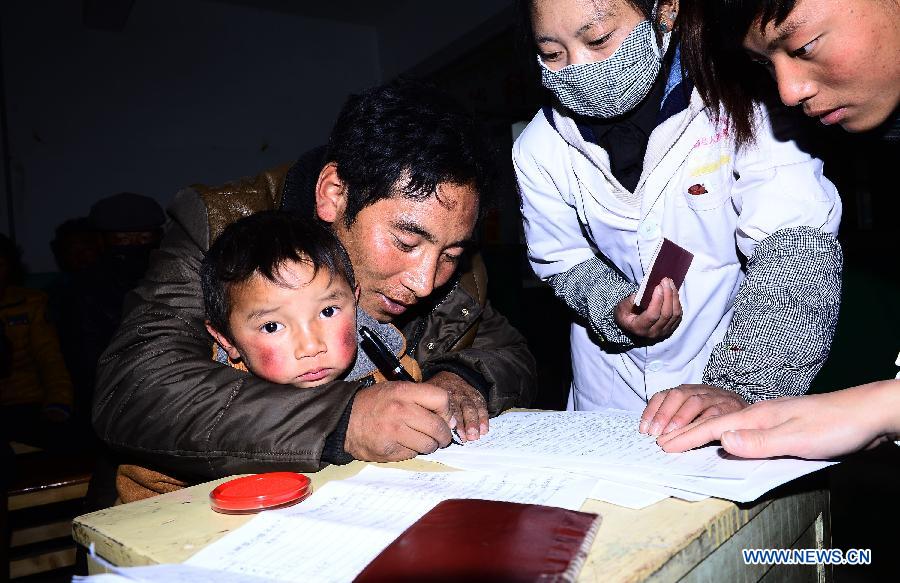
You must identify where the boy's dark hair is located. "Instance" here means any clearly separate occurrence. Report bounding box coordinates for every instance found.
[325,77,497,227]
[679,0,797,146]
[201,211,356,337]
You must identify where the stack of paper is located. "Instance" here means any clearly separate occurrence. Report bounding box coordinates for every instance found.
[74,411,835,582]
[423,410,836,508]
[77,466,598,583]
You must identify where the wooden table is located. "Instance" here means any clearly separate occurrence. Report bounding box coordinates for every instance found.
[72,459,831,582]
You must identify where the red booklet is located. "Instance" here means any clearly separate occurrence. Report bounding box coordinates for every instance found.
[634,238,694,308]
[354,498,601,582]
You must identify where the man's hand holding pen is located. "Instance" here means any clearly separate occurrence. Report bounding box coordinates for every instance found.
[344,377,486,461]
[428,371,489,443]
[358,326,489,445]
[345,382,455,462]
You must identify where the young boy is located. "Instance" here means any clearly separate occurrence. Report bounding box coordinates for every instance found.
[202,209,420,388]
[115,211,420,502]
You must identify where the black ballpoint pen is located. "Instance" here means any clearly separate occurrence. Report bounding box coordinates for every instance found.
[358,326,464,445]
[359,326,415,382]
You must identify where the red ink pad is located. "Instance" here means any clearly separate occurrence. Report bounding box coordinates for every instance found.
[210,472,312,514]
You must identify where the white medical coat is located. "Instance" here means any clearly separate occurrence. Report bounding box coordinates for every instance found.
[514,91,842,412]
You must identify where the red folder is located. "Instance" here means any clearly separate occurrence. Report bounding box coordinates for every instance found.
[354,498,601,582]
[635,238,694,308]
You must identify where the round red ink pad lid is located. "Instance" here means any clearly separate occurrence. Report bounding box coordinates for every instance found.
[210,472,312,514]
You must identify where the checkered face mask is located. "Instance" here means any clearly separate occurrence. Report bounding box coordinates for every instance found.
[539,20,669,119]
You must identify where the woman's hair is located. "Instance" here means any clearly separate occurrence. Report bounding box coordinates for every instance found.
[679,0,798,146]
[201,211,356,338]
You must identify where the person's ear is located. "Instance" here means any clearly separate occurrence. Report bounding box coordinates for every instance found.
[315,162,347,225]
[657,0,679,34]
[353,283,360,302]
[205,321,242,361]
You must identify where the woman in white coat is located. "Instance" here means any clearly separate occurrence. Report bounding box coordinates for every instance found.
[513,0,843,435]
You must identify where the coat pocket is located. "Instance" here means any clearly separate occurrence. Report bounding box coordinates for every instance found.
[681,148,734,211]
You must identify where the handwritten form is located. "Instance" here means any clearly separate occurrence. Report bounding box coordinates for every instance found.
[73,564,273,583]
[423,410,835,504]
[425,410,766,477]
[180,466,596,582]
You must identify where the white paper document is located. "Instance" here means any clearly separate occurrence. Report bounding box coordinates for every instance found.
[422,409,835,504]
[596,456,836,503]
[183,465,597,583]
[425,410,765,478]
[587,477,670,509]
[74,564,271,583]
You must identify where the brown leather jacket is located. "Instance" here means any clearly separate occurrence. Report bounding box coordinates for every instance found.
[92,162,537,480]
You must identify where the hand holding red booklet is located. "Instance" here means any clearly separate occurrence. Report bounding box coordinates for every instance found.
[634,238,694,309]
[354,498,602,582]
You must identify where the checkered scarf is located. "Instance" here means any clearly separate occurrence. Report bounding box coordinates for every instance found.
[540,20,669,119]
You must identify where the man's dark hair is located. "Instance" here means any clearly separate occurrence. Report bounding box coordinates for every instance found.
[201,211,356,337]
[325,78,497,227]
[679,0,797,146]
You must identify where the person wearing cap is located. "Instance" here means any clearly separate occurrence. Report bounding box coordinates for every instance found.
[60,192,166,428]
[656,0,900,459]
[91,79,537,489]
[88,191,167,289]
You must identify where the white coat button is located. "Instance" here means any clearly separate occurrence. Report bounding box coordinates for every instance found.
[427,342,435,350]
[461,308,469,317]
[639,221,660,240]
[647,360,664,372]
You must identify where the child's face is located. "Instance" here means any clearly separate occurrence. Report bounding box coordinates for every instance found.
[210,259,359,388]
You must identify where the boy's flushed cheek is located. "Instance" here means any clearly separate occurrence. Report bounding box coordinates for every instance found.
[247,342,291,380]
[334,320,359,368]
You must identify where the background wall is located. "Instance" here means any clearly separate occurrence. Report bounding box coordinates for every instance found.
[2,0,897,397]
[0,0,512,272]
[375,0,512,79]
